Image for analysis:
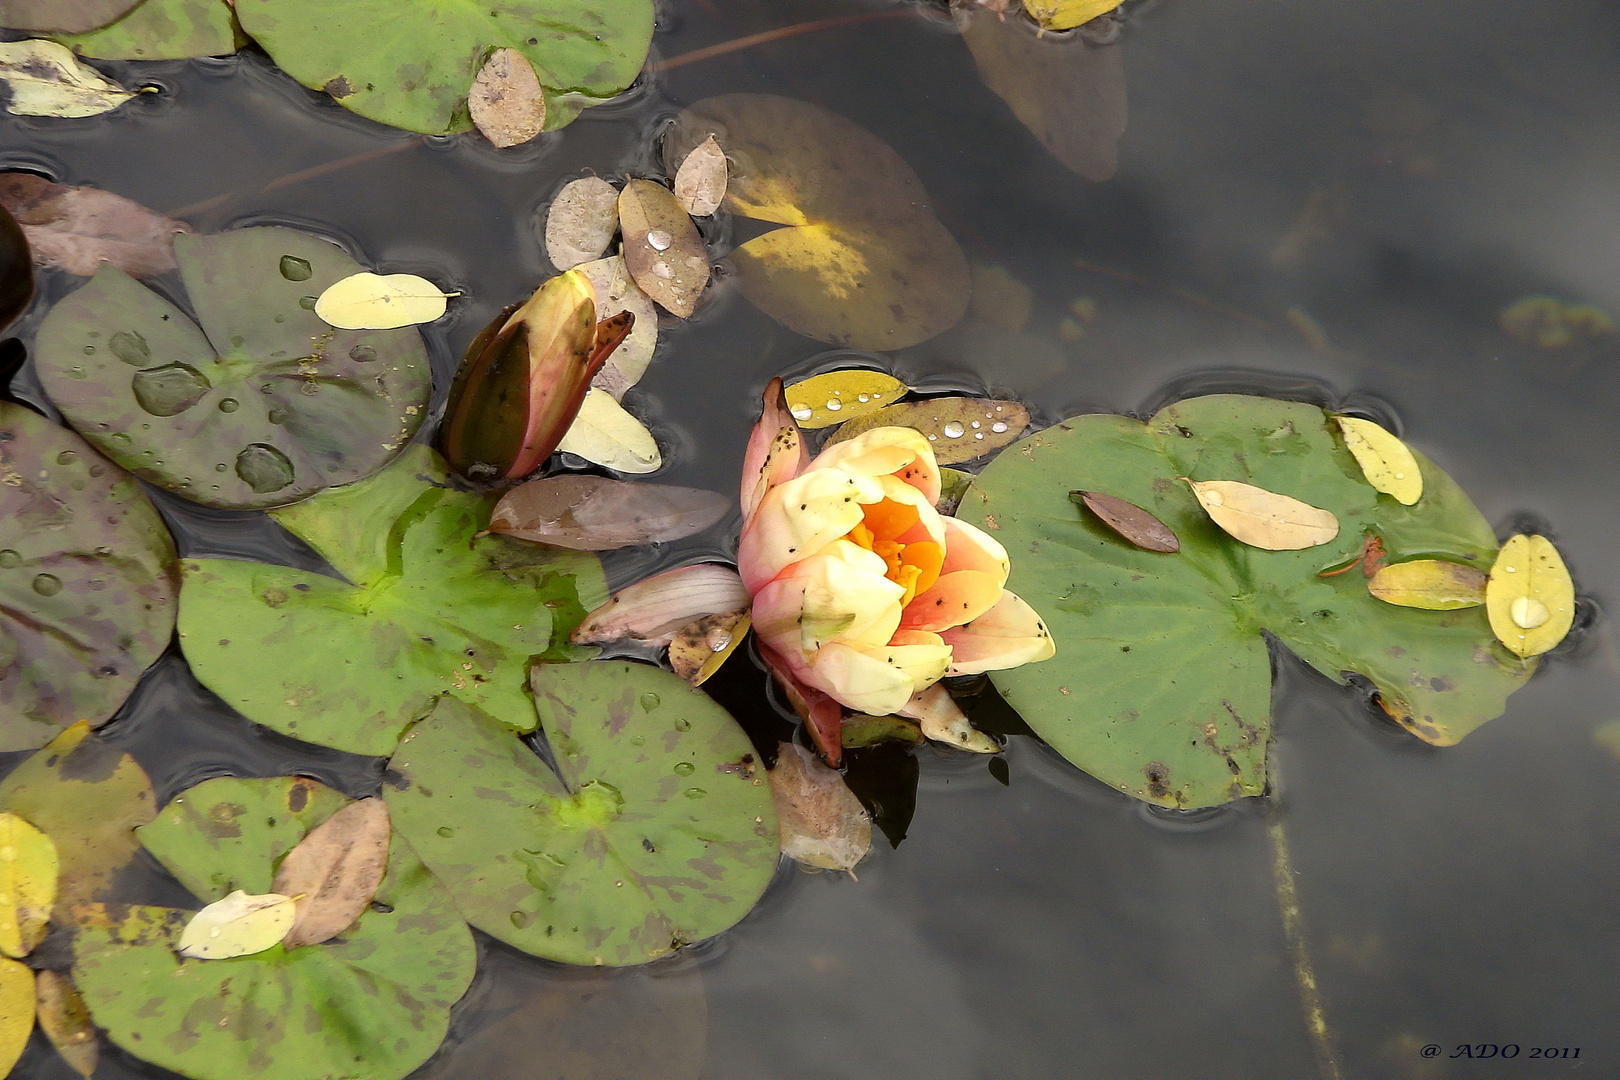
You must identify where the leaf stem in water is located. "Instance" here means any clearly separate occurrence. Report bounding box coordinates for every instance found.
[1267,808,1345,1080]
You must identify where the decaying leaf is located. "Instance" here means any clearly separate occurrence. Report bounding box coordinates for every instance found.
[783,369,909,428]
[897,683,998,754]
[571,563,750,647]
[469,47,546,148]
[270,798,390,948]
[770,742,871,874]
[545,177,620,271]
[668,610,750,686]
[1486,534,1574,659]
[618,179,709,318]
[557,388,661,473]
[0,812,57,958]
[1499,295,1615,349]
[1184,478,1339,550]
[841,714,924,749]
[0,172,191,277]
[970,263,1034,334]
[827,397,1028,465]
[0,0,144,33]
[34,970,95,1078]
[314,271,451,330]
[177,889,297,959]
[490,474,729,551]
[1336,416,1422,505]
[673,134,727,217]
[0,39,134,117]
[1071,490,1179,552]
[0,957,32,1078]
[576,255,658,397]
[1024,0,1119,30]
[1367,559,1486,610]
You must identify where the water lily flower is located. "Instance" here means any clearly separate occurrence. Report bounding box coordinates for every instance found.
[740,379,1054,762]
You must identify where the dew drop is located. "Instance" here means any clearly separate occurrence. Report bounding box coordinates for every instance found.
[791,405,812,421]
[109,330,150,366]
[218,397,240,413]
[509,910,530,928]
[636,692,662,713]
[942,420,966,438]
[109,433,131,447]
[673,761,695,776]
[652,261,673,279]
[926,434,937,441]
[235,444,295,494]
[0,550,18,569]
[32,573,61,597]
[683,787,707,800]
[974,432,984,439]
[279,255,313,281]
[267,408,288,425]
[646,229,672,251]
[1510,595,1550,629]
[629,735,645,747]
[1204,491,1224,506]
[55,450,77,465]
[673,717,691,732]
[349,344,378,363]
[298,295,318,310]
[437,826,455,838]
[214,463,227,472]
[132,363,212,416]
[857,393,870,402]
[209,927,221,938]
[970,420,981,429]
[825,398,843,412]
[991,421,1008,433]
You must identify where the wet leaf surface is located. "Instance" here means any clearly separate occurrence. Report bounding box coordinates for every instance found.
[558,387,662,473]
[770,742,871,874]
[0,403,176,750]
[0,0,142,33]
[0,172,190,278]
[34,970,95,1078]
[0,812,55,957]
[76,776,475,1080]
[618,179,709,318]
[666,94,970,349]
[1023,0,1119,31]
[826,397,1028,464]
[1185,478,1340,550]
[1336,415,1422,505]
[178,889,298,959]
[1367,559,1486,610]
[572,563,750,647]
[0,39,132,116]
[469,47,547,148]
[0,956,31,1077]
[270,798,390,947]
[386,664,779,965]
[577,256,659,397]
[1486,534,1574,659]
[673,134,727,217]
[961,394,1531,807]
[52,0,238,60]
[36,226,430,507]
[783,369,908,428]
[668,609,750,686]
[490,474,730,550]
[545,177,620,272]
[1071,490,1180,552]
[178,446,606,754]
[314,271,451,329]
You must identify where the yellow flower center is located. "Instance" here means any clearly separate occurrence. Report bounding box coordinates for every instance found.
[845,498,943,607]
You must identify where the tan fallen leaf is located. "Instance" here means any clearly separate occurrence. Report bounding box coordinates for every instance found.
[178,889,297,959]
[490,474,730,551]
[0,171,190,277]
[1184,478,1339,550]
[1024,0,1120,31]
[618,178,709,318]
[0,39,134,117]
[314,271,452,330]
[897,682,998,753]
[770,742,871,874]
[783,370,909,428]
[576,255,658,396]
[270,798,390,948]
[544,177,620,271]
[1367,559,1486,610]
[557,388,661,473]
[668,610,750,686]
[468,47,546,148]
[34,970,95,1078]
[673,134,727,217]
[1486,534,1574,659]
[0,812,57,959]
[826,397,1028,465]
[571,563,750,647]
[1335,416,1422,505]
[0,957,32,1077]
[1071,490,1179,552]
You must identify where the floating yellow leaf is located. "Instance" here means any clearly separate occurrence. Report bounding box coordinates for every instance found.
[1183,479,1339,550]
[0,957,33,1077]
[0,40,134,118]
[1023,0,1120,31]
[1335,416,1421,505]
[557,388,661,473]
[0,812,57,959]
[668,610,750,687]
[314,271,451,330]
[1486,534,1574,659]
[177,889,297,960]
[34,970,95,1078]
[1367,559,1486,610]
[783,370,909,428]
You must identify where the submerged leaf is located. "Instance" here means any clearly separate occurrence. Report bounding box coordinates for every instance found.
[558,388,661,473]
[618,179,709,318]
[1024,0,1119,31]
[673,134,727,217]
[469,46,546,147]
[1499,295,1615,349]
[1486,534,1574,659]
[577,256,659,397]
[827,397,1028,464]
[668,609,750,686]
[0,172,190,277]
[1071,490,1180,552]
[0,39,133,116]
[572,563,750,647]
[0,0,143,33]
[1336,416,1422,505]
[0,957,32,1078]
[783,370,909,428]
[770,742,871,874]
[270,798,390,948]
[34,970,95,1078]
[545,177,620,271]
[315,271,451,329]
[178,889,297,959]
[490,474,729,551]
[840,714,925,749]
[51,0,240,60]
[0,812,56,957]
[1367,559,1486,610]
[1185,478,1340,550]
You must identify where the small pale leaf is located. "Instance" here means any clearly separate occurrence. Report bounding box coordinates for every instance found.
[770,742,871,874]
[576,256,658,397]
[783,370,909,428]
[557,388,661,473]
[1184,478,1339,550]
[827,397,1028,464]
[673,135,727,217]
[1072,490,1179,552]
[270,798,390,948]
[0,812,57,958]
[618,179,710,318]
[572,563,750,647]
[898,683,999,753]
[314,272,450,330]
[1023,0,1120,30]
[468,47,546,148]
[1336,416,1422,505]
[491,475,729,551]
[1367,559,1487,610]
[177,889,296,959]
[545,178,620,271]
[0,39,133,117]
[34,970,95,1078]
[0,957,32,1078]
[1486,534,1574,659]
[668,610,750,686]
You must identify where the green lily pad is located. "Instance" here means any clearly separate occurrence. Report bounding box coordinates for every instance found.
[33,226,431,510]
[55,0,240,60]
[72,776,476,1080]
[0,0,143,34]
[959,394,1531,809]
[0,402,176,751]
[177,446,607,756]
[236,0,654,135]
[385,663,779,965]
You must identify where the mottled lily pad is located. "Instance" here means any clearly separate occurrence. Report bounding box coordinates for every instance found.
[960,395,1531,809]
[177,446,607,755]
[0,402,176,750]
[72,776,475,1080]
[54,0,240,61]
[386,663,779,965]
[34,226,431,509]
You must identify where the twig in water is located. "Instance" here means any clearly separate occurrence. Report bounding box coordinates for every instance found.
[648,8,925,72]
[1267,809,1345,1080]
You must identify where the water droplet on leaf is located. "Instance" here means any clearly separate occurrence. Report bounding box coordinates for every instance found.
[234,444,295,494]
[32,573,61,596]
[279,255,313,281]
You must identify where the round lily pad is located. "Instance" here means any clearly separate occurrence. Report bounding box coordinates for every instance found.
[178,446,607,756]
[237,0,654,135]
[960,394,1532,810]
[386,663,779,966]
[72,776,476,1080]
[53,0,240,61]
[33,226,431,509]
[0,402,176,750]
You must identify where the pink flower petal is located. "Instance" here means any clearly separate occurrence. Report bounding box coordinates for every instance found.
[740,377,806,519]
[939,516,1010,579]
[809,427,941,504]
[900,570,1005,632]
[737,468,881,592]
[760,641,845,766]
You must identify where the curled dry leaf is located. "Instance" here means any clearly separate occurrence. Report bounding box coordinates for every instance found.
[0,39,134,117]
[576,255,658,397]
[544,177,620,271]
[783,369,909,428]
[1071,490,1179,552]
[1024,0,1120,31]
[1367,559,1486,610]
[618,179,709,318]
[0,172,190,277]
[315,271,451,330]
[1183,478,1339,550]
[1486,534,1574,659]
[897,683,998,754]
[34,970,96,1079]
[0,957,31,1078]
[827,397,1028,465]
[673,134,727,217]
[557,388,661,473]
[668,610,750,686]
[571,563,750,647]
[770,742,871,874]
[178,889,297,960]
[270,797,390,948]
[1336,416,1422,505]
[469,47,547,148]
[0,812,57,958]
[490,474,730,551]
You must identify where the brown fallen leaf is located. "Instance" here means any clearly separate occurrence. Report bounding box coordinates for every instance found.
[468,47,546,148]
[770,742,871,874]
[618,179,709,318]
[575,256,658,397]
[668,610,750,686]
[489,474,730,551]
[826,397,1028,465]
[34,970,95,1079]
[0,172,190,277]
[673,134,727,217]
[571,563,751,647]
[269,798,390,948]
[1183,478,1339,550]
[544,177,620,271]
[1071,490,1179,552]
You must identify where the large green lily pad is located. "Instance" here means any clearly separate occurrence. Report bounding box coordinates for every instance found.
[960,394,1531,809]
[178,446,607,755]
[237,0,654,135]
[34,226,431,509]
[55,0,239,60]
[72,776,476,1080]
[386,663,779,965]
[0,402,176,750]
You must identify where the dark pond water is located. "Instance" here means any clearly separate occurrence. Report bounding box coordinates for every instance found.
[6,0,1620,1076]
